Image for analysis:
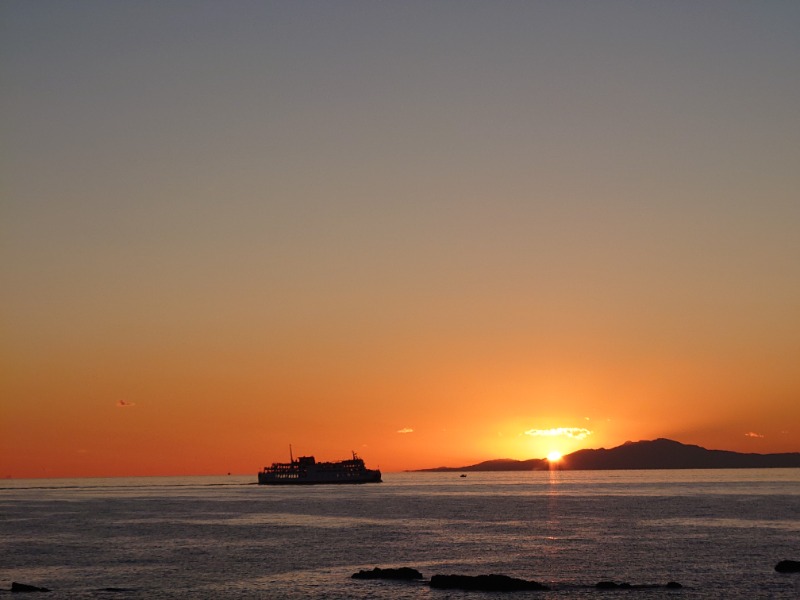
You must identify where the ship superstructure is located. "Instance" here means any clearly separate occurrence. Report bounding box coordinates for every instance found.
[258,450,382,485]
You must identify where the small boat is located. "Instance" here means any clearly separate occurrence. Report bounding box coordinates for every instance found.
[258,449,382,485]
[460,474,467,478]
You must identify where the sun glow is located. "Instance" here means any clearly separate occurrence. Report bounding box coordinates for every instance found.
[547,450,563,462]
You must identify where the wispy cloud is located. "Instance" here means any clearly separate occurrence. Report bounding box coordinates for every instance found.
[744,431,764,438]
[397,428,414,434]
[117,400,136,408]
[524,427,592,440]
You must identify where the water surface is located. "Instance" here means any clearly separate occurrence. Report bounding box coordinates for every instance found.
[1,470,798,598]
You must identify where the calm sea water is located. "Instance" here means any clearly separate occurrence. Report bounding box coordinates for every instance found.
[1,470,798,598]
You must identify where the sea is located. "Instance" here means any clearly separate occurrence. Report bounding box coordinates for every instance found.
[1,469,798,599]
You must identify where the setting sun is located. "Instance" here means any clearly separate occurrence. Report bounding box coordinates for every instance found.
[547,451,563,462]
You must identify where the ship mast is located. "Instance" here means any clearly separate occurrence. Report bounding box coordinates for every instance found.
[290,444,294,463]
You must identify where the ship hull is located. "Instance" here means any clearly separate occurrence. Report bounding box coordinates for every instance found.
[257,471,382,485]
[257,453,382,485]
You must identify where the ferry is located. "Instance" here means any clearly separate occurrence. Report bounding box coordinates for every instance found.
[258,449,382,485]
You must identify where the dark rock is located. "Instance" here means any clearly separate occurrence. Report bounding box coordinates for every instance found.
[596,580,681,590]
[595,581,614,589]
[351,567,423,580]
[775,560,800,573]
[596,581,630,589]
[430,574,549,591]
[11,582,51,593]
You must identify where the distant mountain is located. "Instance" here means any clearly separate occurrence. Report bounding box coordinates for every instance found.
[417,439,800,472]
[418,458,547,472]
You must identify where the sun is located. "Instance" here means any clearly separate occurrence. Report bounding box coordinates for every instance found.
[547,450,563,462]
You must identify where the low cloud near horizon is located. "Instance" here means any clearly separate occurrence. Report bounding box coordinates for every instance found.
[524,427,593,440]
[117,400,136,408]
[397,428,414,434]
[744,432,764,438]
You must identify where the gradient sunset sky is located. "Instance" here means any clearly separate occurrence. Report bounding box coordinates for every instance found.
[3,1,799,478]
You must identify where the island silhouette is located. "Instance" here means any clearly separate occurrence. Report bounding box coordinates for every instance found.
[417,438,800,471]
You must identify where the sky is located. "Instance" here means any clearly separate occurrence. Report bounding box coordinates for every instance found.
[2,1,799,478]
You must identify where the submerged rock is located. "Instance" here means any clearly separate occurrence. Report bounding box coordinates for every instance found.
[11,582,51,593]
[596,581,632,589]
[351,567,423,580]
[596,580,682,590]
[430,574,549,591]
[775,560,800,573]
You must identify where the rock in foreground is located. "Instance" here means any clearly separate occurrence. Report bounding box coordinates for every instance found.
[351,567,423,580]
[596,581,632,589]
[430,574,549,591]
[775,560,800,573]
[596,580,682,590]
[11,582,51,593]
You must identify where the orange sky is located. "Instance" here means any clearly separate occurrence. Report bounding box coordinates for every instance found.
[3,309,797,477]
[2,2,799,478]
